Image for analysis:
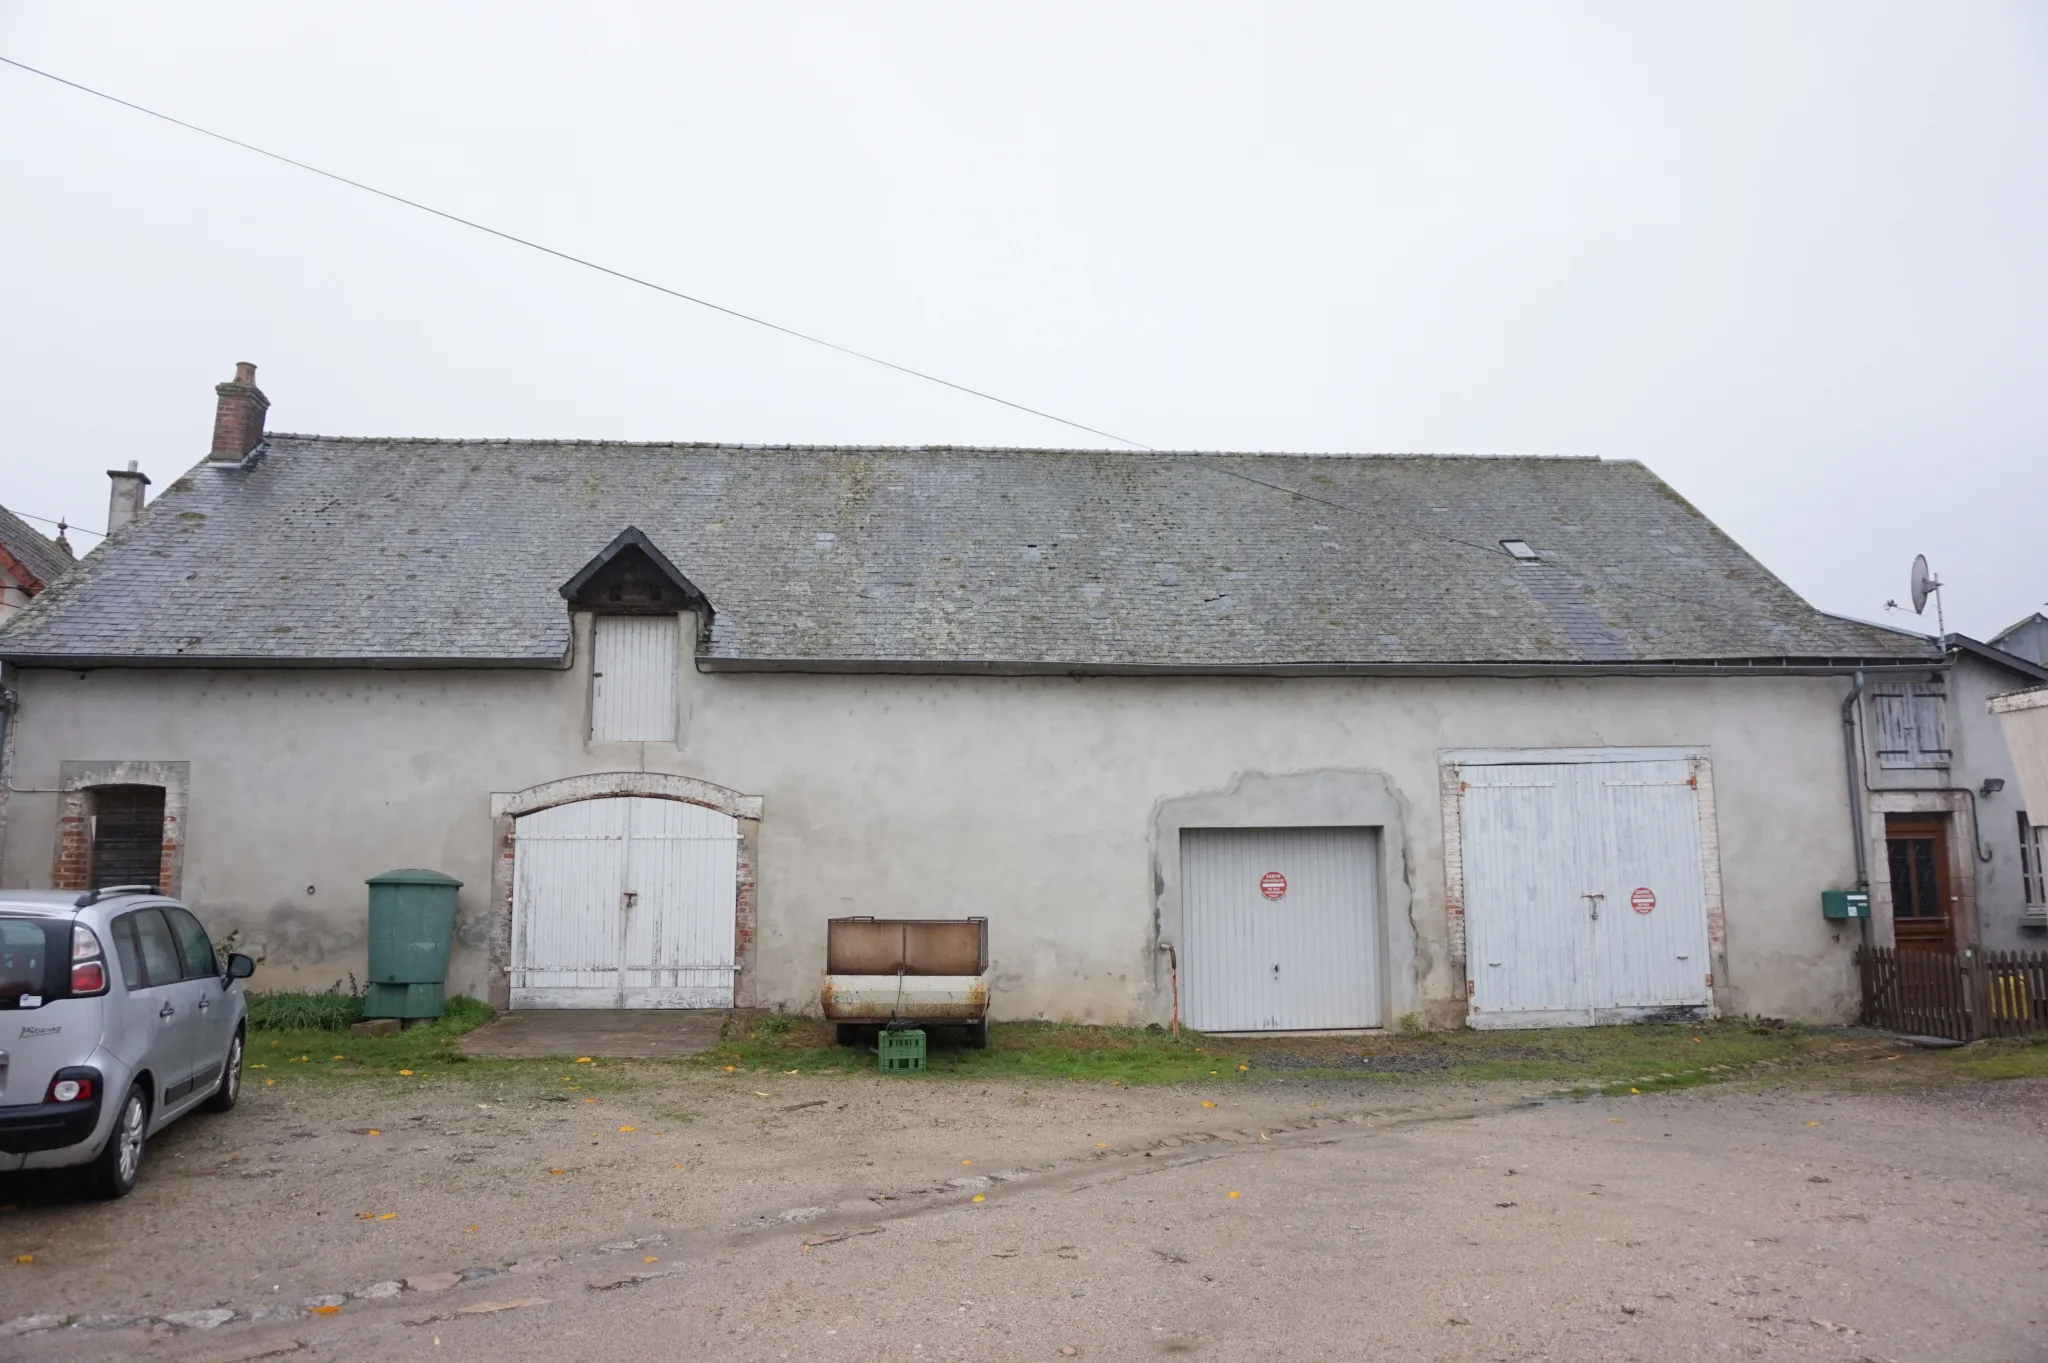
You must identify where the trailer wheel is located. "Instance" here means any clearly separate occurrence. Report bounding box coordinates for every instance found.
[966,1019,989,1050]
[835,1024,865,1047]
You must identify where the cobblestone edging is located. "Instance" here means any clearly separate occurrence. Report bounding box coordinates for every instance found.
[0,1234,666,1339]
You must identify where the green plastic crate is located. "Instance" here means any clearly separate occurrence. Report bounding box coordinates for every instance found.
[878,1028,926,1074]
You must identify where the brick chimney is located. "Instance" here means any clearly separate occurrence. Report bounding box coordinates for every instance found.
[209,361,269,462]
[106,460,151,535]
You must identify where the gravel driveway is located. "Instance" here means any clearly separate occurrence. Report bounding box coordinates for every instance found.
[4,1067,2043,1360]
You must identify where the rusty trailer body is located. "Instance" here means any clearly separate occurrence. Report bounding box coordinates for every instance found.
[821,917,990,1047]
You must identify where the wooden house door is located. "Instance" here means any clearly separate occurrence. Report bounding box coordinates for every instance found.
[1885,815,1955,953]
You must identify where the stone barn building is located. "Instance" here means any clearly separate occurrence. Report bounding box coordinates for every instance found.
[0,365,1943,1029]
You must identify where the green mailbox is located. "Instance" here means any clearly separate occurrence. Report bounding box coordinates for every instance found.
[364,869,463,1019]
[1821,889,1870,920]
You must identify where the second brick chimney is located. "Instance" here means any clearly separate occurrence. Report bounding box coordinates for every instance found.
[210,361,269,462]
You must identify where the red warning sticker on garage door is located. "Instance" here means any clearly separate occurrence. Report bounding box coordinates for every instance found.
[1630,887,1656,915]
[1260,871,1288,901]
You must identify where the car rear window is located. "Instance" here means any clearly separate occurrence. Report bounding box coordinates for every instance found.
[0,917,64,1008]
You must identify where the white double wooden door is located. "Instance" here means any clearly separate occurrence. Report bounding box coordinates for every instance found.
[510,796,739,1009]
[1460,756,1712,1028]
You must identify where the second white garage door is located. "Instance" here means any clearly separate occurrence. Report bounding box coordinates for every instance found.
[1458,755,1713,1028]
[1182,827,1381,1032]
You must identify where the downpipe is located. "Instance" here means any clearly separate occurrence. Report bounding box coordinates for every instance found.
[1842,670,1872,949]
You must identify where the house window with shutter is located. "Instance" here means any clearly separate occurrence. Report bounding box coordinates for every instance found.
[1870,682,1950,769]
[591,614,679,742]
[2022,812,2047,919]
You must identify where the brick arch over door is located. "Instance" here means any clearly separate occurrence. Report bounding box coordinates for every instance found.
[486,773,763,1010]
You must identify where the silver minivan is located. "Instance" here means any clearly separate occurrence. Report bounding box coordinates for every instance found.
[0,886,253,1198]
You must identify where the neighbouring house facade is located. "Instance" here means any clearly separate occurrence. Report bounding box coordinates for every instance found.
[0,503,72,625]
[1991,612,2048,668]
[0,365,1954,1030]
[1852,633,2048,951]
[1,502,77,832]
[1990,683,2048,918]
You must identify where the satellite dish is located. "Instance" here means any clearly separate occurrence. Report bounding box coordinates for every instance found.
[1909,554,1940,615]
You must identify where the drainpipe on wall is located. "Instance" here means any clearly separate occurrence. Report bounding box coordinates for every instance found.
[0,675,14,873]
[1842,669,1872,948]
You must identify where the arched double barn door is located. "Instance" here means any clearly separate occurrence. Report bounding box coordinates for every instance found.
[509,796,739,1008]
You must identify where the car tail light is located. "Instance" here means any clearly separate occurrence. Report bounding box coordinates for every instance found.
[70,923,108,996]
[47,1076,93,1103]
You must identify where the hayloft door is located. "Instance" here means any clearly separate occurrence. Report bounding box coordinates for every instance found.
[510,796,738,1008]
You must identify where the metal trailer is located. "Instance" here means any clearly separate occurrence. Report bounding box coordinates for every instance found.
[820,916,990,1048]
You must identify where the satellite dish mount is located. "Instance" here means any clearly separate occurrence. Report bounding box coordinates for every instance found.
[1909,554,1945,635]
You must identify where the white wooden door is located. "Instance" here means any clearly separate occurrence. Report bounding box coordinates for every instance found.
[1182,827,1380,1032]
[511,796,738,1008]
[1461,756,1712,1028]
[591,616,679,742]
[1584,762,1711,1011]
[1461,765,1590,1025]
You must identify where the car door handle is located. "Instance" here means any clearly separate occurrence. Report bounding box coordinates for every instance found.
[197,998,212,1012]
[159,1002,176,1017]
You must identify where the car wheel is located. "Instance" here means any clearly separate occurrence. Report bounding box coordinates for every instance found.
[84,1083,149,1200]
[201,1028,244,1113]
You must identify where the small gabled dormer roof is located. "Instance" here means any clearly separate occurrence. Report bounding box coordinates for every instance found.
[558,527,712,621]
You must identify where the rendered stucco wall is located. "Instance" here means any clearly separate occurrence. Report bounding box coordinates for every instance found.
[1949,663,2043,949]
[0,617,1870,1025]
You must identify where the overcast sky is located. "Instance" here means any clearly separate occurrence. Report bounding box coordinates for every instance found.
[3,3,2043,638]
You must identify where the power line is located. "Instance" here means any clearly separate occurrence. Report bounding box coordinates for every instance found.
[0,56,1753,620]
[7,508,101,538]
[0,56,1546,571]
[0,55,1154,453]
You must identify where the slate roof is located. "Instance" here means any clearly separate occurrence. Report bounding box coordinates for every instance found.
[0,436,1938,672]
[0,503,74,593]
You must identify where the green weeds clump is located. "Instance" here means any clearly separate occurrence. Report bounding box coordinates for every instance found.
[246,983,365,1032]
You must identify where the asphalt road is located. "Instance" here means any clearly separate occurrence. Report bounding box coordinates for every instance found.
[5,1071,2044,1361]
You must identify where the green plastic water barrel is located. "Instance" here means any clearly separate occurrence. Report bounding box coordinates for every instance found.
[363,869,462,1019]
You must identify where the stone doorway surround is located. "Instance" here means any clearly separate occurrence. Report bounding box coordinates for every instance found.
[486,772,763,1012]
[50,759,190,897]
[1864,789,1978,951]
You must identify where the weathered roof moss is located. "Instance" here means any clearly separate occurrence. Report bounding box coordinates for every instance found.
[0,437,1934,670]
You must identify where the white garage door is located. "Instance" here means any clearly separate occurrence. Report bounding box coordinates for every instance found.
[1182,827,1381,1032]
[1460,756,1712,1028]
[510,796,739,1008]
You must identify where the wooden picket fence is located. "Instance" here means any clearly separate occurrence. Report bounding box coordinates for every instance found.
[1857,946,2048,1041]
